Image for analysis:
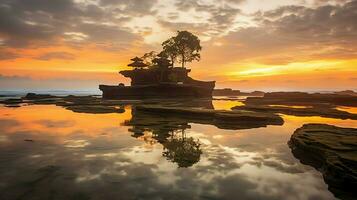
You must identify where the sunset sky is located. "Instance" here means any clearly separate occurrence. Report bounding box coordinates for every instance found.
[0,0,356,91]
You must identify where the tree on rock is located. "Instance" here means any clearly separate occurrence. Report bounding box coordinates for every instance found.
[141,51,157,66]
[162,31,201,68]
[161,38,177,67]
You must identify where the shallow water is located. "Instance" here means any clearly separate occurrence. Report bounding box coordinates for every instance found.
[269,105,312,109]
[0,103,356,200]
[336,106,357,114]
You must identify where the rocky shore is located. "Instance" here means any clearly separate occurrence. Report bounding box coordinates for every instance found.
[245,92,357,107]
[289,124,357,200]
[232,92,357,120]
[232,104,357,120]
[135,105,284,130]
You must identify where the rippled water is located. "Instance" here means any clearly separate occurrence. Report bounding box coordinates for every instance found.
[0,102,356,200]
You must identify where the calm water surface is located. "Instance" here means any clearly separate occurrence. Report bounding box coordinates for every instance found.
[0,101,356,200]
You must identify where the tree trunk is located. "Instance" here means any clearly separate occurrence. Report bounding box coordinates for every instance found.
[181,53,185,68]
[170,56,174,68]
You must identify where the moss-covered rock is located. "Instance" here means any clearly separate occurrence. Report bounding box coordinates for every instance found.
[289,124,357,200]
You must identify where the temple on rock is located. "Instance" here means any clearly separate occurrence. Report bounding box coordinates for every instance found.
[99,56,215,99]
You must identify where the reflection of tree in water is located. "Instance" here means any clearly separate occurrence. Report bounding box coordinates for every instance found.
[162,129,202,168]
[124,109,202,167]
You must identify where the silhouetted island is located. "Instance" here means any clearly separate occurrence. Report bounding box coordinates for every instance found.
[99,31,215,99]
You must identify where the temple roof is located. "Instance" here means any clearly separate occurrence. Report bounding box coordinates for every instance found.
[128,60,148,68]
[130,56,143,62]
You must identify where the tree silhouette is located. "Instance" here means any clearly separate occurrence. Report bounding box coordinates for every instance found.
[152,51,171,69]
[162,31,201,68]
[161,38,177,67]
[141,51,157,66]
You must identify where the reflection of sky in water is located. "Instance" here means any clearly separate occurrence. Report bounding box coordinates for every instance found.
[0,103,355,199]
[212,100,244,110]
[336,106,357,114]
[269,105,312,109]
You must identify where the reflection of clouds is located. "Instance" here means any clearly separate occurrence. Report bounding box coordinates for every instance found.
[238,164,332,200]
[0,135,8,142]
[0,119,20,130]
[64,139,90,148]
[0,105,346,199]
[0,129,336,200]
[34,119,76,128]
[0,105,132,138]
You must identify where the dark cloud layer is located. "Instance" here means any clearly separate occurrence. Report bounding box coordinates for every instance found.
[0,0,142,49]
[164,0,242,37]
[203,0,357,65]
[35,52,76,61]
[0,0,356,63]
[0,48,19,60]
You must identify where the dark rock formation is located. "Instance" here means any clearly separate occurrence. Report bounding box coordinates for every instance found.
[334,90,357,96]
[24,93,56,100]
[100,83,214,99]
[0,94,128,114]
[0,98,23,105]
[246,92,357,107]
[288,124,357,200]
[232,105,357,120]
[213,88,264,96]
[213,88,241,96]
[100,68,215,99]
[134,105,284,130]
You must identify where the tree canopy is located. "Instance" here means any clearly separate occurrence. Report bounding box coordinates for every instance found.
[137,30,201,69]
[162,30,201,68]
[141,51,157,66]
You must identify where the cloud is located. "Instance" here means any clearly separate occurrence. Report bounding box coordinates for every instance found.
[34,52,76,60]
[0,74,32,80]
[159,0,242,38]
[0,0,141,49]
[201,0,357,66]
[0,49,19,60]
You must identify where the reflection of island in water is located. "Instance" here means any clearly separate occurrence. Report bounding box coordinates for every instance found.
[124,108,202,168]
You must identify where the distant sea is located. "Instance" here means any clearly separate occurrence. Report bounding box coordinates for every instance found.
[0,89,355,98]
[0,90,101,97]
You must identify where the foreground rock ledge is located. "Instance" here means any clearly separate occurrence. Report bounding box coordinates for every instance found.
[288,124,357,200]
[135,105,284,130]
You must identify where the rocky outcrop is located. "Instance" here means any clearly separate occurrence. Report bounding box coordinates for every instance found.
[100,67,215,99]
[0,93,128,114]
[213,89,264,96]
[134,105,284,130]
[24,93,57,100]
[99,83,214,99]
[232,105,357,120]
[334,90,357,96]
[288,124,357,200]
[246,92,357,107]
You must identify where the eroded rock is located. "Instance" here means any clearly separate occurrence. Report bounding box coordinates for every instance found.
[288,124,357,200]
